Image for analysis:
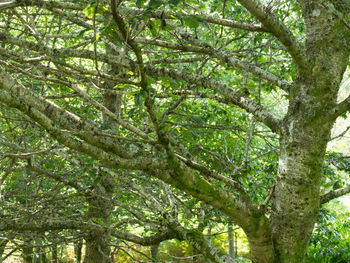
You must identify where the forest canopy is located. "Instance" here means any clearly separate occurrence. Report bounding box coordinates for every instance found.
[0,0,349,262]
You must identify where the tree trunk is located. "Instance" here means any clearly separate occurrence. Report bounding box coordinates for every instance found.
[83,175,115,263]
[262,3,350,262]
[83,40,121,263]
[150,243,159,262]
[84,231,111,263]
[270,125,331,261]
[51,244,58,263]
[0,239,8,263]
[268,72,346,262]
[74,238,82,263]
[22,240,33,263]
[227,222,235,259]
[34,239,47,263]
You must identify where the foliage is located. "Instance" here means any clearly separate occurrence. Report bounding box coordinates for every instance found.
[0,0,349,262]
[306,201,350,263]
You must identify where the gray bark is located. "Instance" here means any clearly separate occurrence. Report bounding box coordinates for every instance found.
[83,33,121,263]
[150,243,159,262]
[83,175,115,263]
[267,2,350,262]
[228,222,235,259]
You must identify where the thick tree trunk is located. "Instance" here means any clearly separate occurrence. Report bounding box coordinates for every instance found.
[264,3,350,262]
[268,69,345,262]
[84,231,111,263]
[271,123,332,261]
[268,37,349,263]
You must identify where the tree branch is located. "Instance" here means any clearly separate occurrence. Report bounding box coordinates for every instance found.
[175,154,248,196]
[0,32,130,70]
[236,0,308,68]
[13,0,83,11]
[321,185,350,204]
[0,1,18,10]
[111,228,176,246]
[121,7,267,32]
[328,94,350,120]
[0,219,175,246]
[146,66,282,134]
[167,221,236,263]
[137,37,292,91]
[0,89,166,171]
[0,69,150,151]
[145,160,273,253]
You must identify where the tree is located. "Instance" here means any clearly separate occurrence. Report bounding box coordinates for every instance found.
[0,0,349,262]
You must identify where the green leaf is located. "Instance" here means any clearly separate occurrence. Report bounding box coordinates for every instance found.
[172,14,183,24]
[332,181,343,190]
[148,20,161,36]
[168,0,181,6]
[190,115,205,125]
[184,16,200,28]
[93,176,101,185]
[136,0,147,7]
[148,0,163,9]
[91,217,106,226]
[183,15,208,29]
[103,23,123,44]
[134,90,147,106]
[83,5,95,19]
[114,83,135,89]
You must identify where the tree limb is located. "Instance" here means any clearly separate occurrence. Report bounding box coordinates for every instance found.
[321,185,350,204]
[0,89,166,171]
[236,0,308,68]
[0,1,18,10]
[328,94,350,120]
[146,66,282,134]
[0,219,175,246]
[0,69,150,150]
[122,7,267,32]
[137,37,292,91]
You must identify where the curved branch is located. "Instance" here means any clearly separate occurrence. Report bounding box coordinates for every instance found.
[175,154,248,196]
[0,1,18,10]
[122,7,267,32]
[145,162,273,258]
[137,37,292,91]
[111,228,176,246]
[13,0,83,11]
[0,32,130,69]
[0,69,149,147]
[236,0,308,68]
[146,66,282,134]
[168,221,236,263]
[0,89,166,171]
[0,219,175,246]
